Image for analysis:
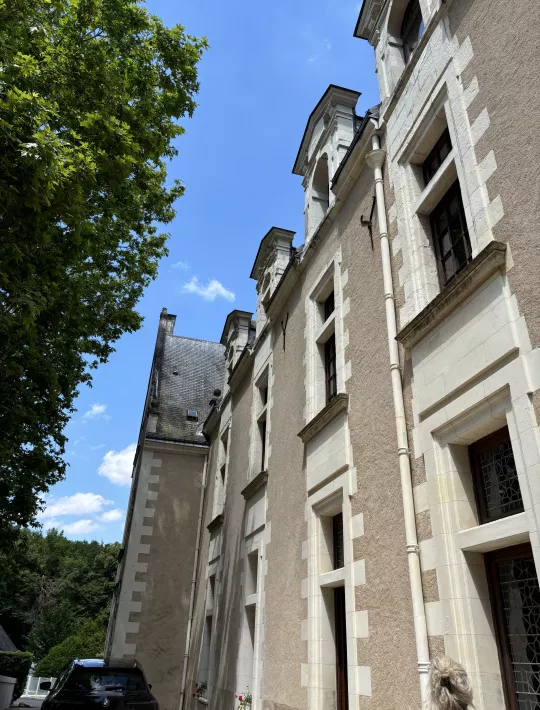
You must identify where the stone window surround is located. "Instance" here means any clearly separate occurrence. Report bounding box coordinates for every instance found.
[238,529,269,710]
[389,52,502,330]
[417,387,540,710]
[212,425,231,519]
[304,251,347,425]
[301,469,369,709]
[248,360,273,481]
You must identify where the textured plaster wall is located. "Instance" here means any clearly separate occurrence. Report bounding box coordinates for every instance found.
[185,435,221,708]
[263,163,420,710]
[133,447,206,710]
[208,376,255,710]
[339,169,420,709]
[448,0,540,351]
[263,284,307,710]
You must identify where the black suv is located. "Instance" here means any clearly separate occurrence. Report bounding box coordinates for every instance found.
[40,658,159,709]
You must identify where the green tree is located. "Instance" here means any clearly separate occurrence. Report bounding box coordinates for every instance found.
[0,0,207,549]
[0,529,120,657]
[34,616,106,678]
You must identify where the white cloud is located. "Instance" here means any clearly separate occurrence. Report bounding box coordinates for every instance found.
[83,403,110,421]
[98,443,137,485]
[101,508,124,523]
[171,260,190,270]
[40,492,114,520]
[182,277,235,303]
[61,519,100,534]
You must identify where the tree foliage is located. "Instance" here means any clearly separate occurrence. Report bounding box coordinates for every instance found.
[0,529,120,660]
[35,616,106,678]
[0,0,207,547]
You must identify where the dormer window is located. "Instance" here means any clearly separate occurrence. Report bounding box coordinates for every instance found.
[312,154,330,214]
[186,409,198,422]
[401,0,424,63]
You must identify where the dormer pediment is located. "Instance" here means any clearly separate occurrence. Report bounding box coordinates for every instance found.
[354,0,385,41]
[292,85,361,177]
[250,227,295,283]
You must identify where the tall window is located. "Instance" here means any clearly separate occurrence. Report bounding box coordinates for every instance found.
[334,587,349,710]
[333,513,344,569]
[324,334,337,403]
[401,0,424,63]
[469,427,523,525]
[486,544,540,710]
[421,129,471,287]
[324,290,335,321]
[422,129,452,184]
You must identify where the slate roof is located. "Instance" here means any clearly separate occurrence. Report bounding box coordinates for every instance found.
[148,334,225,445]
[0,624,17,651]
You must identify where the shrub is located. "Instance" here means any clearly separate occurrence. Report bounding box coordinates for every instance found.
[35,618,104,678]
[0,651,33,700]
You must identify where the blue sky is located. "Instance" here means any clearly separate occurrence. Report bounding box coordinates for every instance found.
[39,0,380,542]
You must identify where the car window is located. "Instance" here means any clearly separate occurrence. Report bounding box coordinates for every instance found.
[64,668,147,691]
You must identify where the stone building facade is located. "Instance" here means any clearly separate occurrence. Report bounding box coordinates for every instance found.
[107,1,540,710]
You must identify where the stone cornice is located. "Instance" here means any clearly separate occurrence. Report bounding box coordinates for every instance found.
[228,345,254,393]
[207,514,224,533]
[396,241,507,350]
[240,470,268,500]
[298,393,349,444]
[202,405,220,439]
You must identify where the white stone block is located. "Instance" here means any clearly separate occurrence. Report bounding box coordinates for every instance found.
[350,513,364,539]
[470,108,490,146]
[356,666,372,697]
[355,610,369,638]
[413,482,429,513]
[352,559,366,586]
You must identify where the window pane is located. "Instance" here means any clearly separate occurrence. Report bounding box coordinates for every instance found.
[495,553,540,708]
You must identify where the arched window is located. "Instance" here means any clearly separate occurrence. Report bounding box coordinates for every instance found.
[401,0,424,63]
[312,154,330,212]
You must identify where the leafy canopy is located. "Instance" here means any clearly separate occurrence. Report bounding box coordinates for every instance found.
[0,0,207,547]
[0,528,120,658]
[35,616,106,678]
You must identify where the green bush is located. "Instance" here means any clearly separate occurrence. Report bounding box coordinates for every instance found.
[35,618,105,678]
[0,651,33,700]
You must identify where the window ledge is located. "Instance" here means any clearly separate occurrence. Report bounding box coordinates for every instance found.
[245,593,257,607]
[414,149,457,216]
[316,311,336,344]
[241,470,268,500]
[396,241,507,349]
[207,513,224,533]
[318,567,345,588]
[197,698,209,706]
[455,511,529,553]
[298,393,349,444]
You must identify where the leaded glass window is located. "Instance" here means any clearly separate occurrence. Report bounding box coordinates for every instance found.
[486,545,540,710]
[469,427,524,524]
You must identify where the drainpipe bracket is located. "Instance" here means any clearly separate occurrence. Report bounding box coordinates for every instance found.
[406,543,419,554]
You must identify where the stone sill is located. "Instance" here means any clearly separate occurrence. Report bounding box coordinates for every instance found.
[197,697,209,705]
[298,393,349,444]
[396,241,507,350]
[456,511,528,553]
[241,470,268,500]
[207,513,224,533]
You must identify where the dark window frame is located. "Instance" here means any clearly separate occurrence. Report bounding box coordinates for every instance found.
[485,543,540,710]
[422,128,452,185]
[259,417,267,472]
[430,181,472,287]
[469,426,524,525]
[333,512,344,570]
[334,586,349,710]
[324,291,335,322]
[324,334,337,404]
[401,0,424,63]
